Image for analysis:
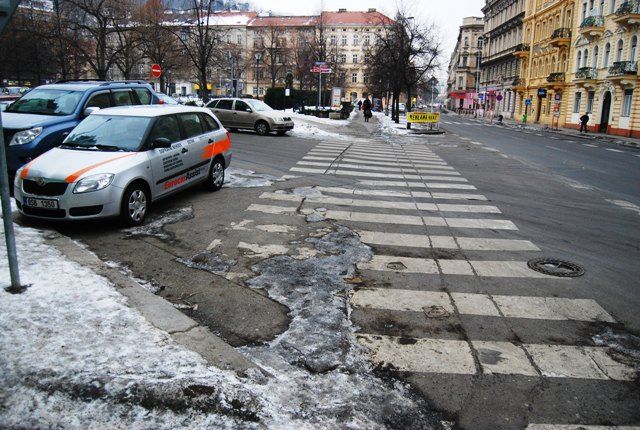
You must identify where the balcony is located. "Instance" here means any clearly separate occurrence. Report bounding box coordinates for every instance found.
[546,72,566,89]
[548,28,572,48]
[512,77,526,91]
[574,67,599,88]
[513,43,530,59]
[613,1,640,28]
[579,15,605,39]
[608,61,638,84]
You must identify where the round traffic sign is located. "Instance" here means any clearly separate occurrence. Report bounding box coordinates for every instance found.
[496,94,503,101]
[151,64,161,78]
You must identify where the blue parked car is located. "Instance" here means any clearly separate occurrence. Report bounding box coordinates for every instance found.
[2,80,159,182]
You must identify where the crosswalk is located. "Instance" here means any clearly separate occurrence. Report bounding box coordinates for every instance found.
[233,137,638,427]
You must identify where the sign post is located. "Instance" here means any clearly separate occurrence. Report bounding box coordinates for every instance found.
[312,62,332,109]
[0,0,22,291]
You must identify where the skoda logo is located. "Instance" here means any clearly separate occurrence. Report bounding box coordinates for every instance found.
[35,177,46,187]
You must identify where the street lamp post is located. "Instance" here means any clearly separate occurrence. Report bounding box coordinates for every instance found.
[254,52,262,99]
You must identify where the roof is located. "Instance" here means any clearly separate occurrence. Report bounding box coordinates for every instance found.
[210,11,257,26]
[321,10,394,26]
[94,105,210,117]
[249,15,317,27]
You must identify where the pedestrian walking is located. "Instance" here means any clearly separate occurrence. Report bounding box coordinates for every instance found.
[579,113,590,133]
[362,97,372,123]
[357,100,363,111]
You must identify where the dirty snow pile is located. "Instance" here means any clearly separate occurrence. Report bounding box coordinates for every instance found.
[375,112,412,136]
[289,121,348,140]
[224,167,295,188]
[0,222,270,429]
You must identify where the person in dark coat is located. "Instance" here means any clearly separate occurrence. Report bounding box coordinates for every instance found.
[579,113,589,133]
[362,97,372,122]
[357,100,363,111]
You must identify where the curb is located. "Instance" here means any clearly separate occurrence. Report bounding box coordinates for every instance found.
[43,231,259,376]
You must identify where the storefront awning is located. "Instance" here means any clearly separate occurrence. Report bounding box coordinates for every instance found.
[450,91,466,99]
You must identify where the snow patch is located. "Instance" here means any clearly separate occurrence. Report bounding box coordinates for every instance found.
[224,168,291,188]
[176,251,237,275]
[123,207,194,243]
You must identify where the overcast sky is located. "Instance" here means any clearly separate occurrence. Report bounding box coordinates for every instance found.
[247,0,486,82]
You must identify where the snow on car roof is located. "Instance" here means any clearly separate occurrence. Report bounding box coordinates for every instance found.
[93,105,210,117]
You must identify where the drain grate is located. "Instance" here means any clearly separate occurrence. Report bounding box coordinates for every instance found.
[527,258,585,278]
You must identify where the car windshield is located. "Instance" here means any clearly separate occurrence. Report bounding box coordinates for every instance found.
[246,99,273,112]
[62,115,152,152]
[6,88,82,116]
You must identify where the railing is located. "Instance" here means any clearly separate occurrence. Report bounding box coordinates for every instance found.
[580,15,604,28]
[576,67,598,79]
[547,72,566,82]
[616,1,640,15]
[514,43,530,52]
[512,77,523,86]
[608,61,638,76]
[551,28,572,39]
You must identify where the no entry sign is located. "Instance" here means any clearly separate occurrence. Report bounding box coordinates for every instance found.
[151,64,162,78]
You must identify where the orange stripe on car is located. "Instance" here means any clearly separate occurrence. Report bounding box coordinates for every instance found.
[19,157,40,179]
[201,131,232,160]
[65,153,137,183]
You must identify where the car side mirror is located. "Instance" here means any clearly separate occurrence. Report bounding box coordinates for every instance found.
[152,137,172,149]
[84,106,100,116]
[246,108,252,112]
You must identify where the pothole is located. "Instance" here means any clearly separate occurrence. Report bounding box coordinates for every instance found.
[527,257,585,278]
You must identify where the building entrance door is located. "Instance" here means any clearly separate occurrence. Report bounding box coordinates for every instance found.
[599,91,611,133]
[535,95,542,122]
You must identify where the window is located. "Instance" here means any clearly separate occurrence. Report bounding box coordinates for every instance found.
[216,99,233,110]
[330,35,337,45]
[478,37,483,48]
[340,54,346,63]
[464,37,469,47]
[604,43,611,66]
[341,35,347,45]
[134,89,152,105]
[149,115,181,144]
[631,36,638,61]
[237,34,242,44]
[622,89,633,117]
[573,92,582,113]
[111,90,134,106]
[593,45,599,68]
[576,51,582,71]
[85,92,111,109]
[364,35,370,46]
[351,72,357,83]
[610,0,616,13]
[583,49,589,68]
[200,113,220,131]
[179,113,204,138]
[352,54,358,63]
[226,34,231,43]
[363,73,369,84]
[616,39,623,61]
[353,35,359,46]
[587,91,595,113]
[206,100,219,108]
[235,100,251,112]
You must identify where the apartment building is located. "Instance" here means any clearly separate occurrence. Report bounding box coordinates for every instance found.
[513,0,576,126]
[564,0,639,136]
[480,0,526,118]
[447,17,485,110]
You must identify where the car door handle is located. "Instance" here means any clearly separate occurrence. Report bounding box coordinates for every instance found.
[181,148,188,154]
[208,138,214,143]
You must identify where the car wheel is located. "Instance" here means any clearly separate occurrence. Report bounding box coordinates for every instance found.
[120,183,149,227]
[277,130,287,136]
[255,120,270,136]
[204,157,225,192]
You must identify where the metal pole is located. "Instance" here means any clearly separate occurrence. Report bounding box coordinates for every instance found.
[0,110,21,288]
[318,72,321,109]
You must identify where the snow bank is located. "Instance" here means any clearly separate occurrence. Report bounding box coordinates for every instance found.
[374,112,411,136]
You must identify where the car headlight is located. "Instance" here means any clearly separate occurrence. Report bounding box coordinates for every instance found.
[73,173,114,194]
[9,127,43,146]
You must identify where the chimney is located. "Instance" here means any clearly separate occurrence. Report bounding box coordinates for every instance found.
[368,8,376,12]
[338,8,347,12]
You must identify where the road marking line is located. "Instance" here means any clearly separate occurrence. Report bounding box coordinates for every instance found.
[357,334,477,374]
[325,210,424,225]
[493,295,616,322]
[357,231,538,251]
[605,148,624,153]
[359,256,553,277]
[358,180,478,190]
[246,204,297,214]
[471,141,483,145]
[296,161,462,176]
[315,187,488,201]
[582,143,597,147]
[290,167,468,182]
[302,156,455,169]
[606,199,640,215]
[443,218,518,229]
[526,344,636,380]
[474,341,538,376]
[333,153,446,163]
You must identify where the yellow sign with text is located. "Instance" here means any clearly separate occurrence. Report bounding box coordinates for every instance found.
[406,112,440,123]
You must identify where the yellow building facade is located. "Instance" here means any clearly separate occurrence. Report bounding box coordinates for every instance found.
[515,0,576,126]
[563,0,640,137]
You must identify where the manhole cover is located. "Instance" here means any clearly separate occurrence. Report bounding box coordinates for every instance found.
[527,258,585,278]
[386,262,407,271]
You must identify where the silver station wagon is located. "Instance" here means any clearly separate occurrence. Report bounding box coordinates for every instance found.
[14,105,232,226]
[206,98,294,136]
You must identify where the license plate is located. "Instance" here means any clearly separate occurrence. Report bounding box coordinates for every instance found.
[23,197,59,209]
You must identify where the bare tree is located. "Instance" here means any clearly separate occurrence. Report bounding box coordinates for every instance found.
[291,30,315,90]
[167,0,224,102]
[64,0,132,80]
[257,24,289,89]
[135,0,184,91]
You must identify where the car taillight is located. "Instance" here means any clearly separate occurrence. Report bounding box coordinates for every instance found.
[158,99,165,105]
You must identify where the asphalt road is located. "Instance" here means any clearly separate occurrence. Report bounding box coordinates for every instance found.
[22,114,640,429]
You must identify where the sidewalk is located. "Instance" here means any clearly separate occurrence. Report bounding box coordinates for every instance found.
[452,112,640,149]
